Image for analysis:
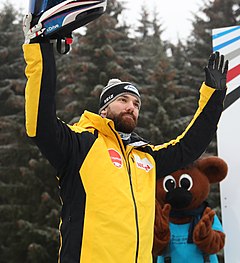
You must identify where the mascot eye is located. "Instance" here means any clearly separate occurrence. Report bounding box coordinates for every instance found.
[179,174,193,190]
[163,175,176,192]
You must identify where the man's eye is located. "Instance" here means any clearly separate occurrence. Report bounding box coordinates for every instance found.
[134,103,140,109]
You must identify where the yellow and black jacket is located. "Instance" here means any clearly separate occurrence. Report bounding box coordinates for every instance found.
[23,43,226,263]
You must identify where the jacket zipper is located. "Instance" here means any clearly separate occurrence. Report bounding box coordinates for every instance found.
[109,124,140,263]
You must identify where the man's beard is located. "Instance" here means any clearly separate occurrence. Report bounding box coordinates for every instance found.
[107,111,137,133]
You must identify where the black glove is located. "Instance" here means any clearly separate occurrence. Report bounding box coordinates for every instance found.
[204,51,228,90]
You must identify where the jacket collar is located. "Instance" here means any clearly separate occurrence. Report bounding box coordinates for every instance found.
[74,110,114,135]
[74,110,148,146]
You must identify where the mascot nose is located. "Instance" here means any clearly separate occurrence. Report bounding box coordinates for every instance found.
[166,188,193,209]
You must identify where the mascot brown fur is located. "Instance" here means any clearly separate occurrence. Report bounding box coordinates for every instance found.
[153,156,228,262]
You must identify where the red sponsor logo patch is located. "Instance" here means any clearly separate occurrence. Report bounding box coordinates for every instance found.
[108,149,123,168]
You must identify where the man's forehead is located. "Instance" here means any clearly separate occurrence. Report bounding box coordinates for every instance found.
[118,93,140,102]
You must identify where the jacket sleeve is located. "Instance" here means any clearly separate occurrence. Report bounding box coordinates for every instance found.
[148,83,227,179]
[23,43,68,171]
[23,43,94,172]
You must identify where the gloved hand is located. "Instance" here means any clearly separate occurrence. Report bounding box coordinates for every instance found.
[193,207,225,254]
[204,51,228,90]
[23,13,45,44]
[152,201,171,256]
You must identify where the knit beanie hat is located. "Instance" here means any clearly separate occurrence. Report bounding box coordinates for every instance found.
[99,79,141,113]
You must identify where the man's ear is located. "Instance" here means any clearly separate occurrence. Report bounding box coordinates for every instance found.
[100,108,107,117]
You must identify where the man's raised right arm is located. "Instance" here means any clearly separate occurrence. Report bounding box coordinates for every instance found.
[23,15,68,171]
[23,42,67,168]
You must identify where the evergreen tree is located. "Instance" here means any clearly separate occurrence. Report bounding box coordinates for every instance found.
[133,6,191,144]
[183,2,240,261]
[0,4,60,262]
[164,39,200,142]
[55,0,138,122]
[185,0,240,155]
[186,0,240,91]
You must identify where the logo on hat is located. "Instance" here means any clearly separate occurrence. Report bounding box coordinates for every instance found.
[104,94,114,104]
[124,85,140,96]
[108,149,123,168]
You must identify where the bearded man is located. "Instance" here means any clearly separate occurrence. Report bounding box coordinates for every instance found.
[23,12,228,263]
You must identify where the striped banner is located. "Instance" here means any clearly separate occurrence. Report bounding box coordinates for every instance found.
[212,26,240,110]
[213,26,240,263]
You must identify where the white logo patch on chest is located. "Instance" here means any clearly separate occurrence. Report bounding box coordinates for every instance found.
[133,154,153,172]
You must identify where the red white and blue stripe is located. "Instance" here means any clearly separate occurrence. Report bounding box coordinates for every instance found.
[212,26,240,109]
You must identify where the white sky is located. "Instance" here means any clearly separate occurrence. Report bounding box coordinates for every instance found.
[0,0,203,43]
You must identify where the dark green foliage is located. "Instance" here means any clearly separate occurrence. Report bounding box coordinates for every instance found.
[186,0,240,90]
[0,3,61,262]
[181,2,240,260]
[55,0,138,120]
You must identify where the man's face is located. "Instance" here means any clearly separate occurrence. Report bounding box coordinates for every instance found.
[102,94,140,133]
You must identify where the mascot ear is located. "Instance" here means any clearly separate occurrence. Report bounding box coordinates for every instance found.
[197,156,228,183]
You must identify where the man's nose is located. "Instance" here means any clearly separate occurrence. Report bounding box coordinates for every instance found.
[126,101,135,111]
